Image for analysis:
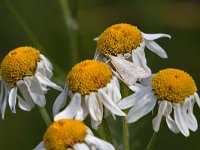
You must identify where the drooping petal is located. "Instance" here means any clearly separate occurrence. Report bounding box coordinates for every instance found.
[128,83,145,92]
[24,76,46,107]
[142,32,171,41]
[17,96,31,111]
[182,97,197,132]
[139,75,154,86]
[194,92,200,108]
[8,87,17,113]
[35,72,62,91]
[132,47,151,73]
[84,135,115,150]
[40,54,53,78]
[98,89,126,116]
[74,143,90,150]
[145,40,168,58]
[86,92,103,122]
[126,94,156,123]
[75,96,89,121]
[17,80,35,108]
[174,104,189,137]
[0,82,4,108]
[54,93,81,121]
[152,101,167,132]
[34,141,46,150]
[1,90,8,119]
[53,87,68,116]
[118,86,151,109]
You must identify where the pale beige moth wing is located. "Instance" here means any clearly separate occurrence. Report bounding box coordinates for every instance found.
[108,55,150,85]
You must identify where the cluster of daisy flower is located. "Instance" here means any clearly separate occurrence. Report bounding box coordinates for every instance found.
[0,23,199,150]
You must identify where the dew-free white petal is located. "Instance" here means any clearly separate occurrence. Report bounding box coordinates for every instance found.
[24,76,46,107]
[152,101,167,132]
[53,87,68,116]
[145,40,168,58]
[74,143,90,150]
[174,104,189,137]
[17,96,32,111]
[8,87,17,113]
[84,135,115,150]
[142,33,171,40]
[54,93,81,121]
[98,89,126,116]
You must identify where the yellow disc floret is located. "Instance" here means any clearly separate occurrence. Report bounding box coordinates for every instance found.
[67,60,112,95]
[43,119,87,150]
[152,68,197,103]
[97,23,143,55]
[0,46,40,86]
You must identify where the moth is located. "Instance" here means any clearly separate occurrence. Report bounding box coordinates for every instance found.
[108,55,151,86]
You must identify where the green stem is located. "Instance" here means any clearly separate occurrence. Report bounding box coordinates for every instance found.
[121,84,130,150]
[146,131,158,150]
[58,0,79,64]
[38,107,52,127]
[123,110,129,150]
[102,118,113,145]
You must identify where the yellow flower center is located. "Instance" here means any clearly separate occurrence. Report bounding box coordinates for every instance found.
[43,119,87,150]
[152,68,197,103]
[97,23,143,55]
[0,46,40,86]
[67,60,112,95]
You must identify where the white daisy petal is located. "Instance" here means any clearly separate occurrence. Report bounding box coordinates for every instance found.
[194,92,200,108]
[53,87,68,116]
[126,94,156,123]
[142,33,171,41]
[111,76,120,90]
[24,76,46,107]
[86,92,103,122]
[34,141,46,150]
[128,83,145,92]
[8,87,17,113]
[84,135,115,150]
[174,104,189,137]
[182,97,197,131]
[1,91,8,119]
[54,93,81,121]
[139,75,154,86]
[17,96,31,111]
[132,48,151,73]
[35,72,63,91]
[152,101,167,132]
[74,143,90,150]
[40,54,53,71]
[118,86,151,109]
[166,115,180,133]
[17,80,35,108]
[0,82,4,107]
[98,89,126,116]
[91,119,101,130]
[145,40,168,58]
[75,96,89,121]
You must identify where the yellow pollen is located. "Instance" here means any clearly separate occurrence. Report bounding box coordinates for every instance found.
[152,68,197,103]
[0,46,40,86]
[43,119,87,150]
[67,60,112,95]
[97,23,143,55]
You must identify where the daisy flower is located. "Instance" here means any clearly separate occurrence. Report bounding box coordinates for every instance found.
[53,60,125,129]
[118,68,200,137]
[94,23,171,86]
[34,119,115,150]
[0,46,62,119]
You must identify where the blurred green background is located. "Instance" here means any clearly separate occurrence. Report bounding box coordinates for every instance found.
[0,0,200,149]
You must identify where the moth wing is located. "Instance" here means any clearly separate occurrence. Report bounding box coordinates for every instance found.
[109,55,150,85]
